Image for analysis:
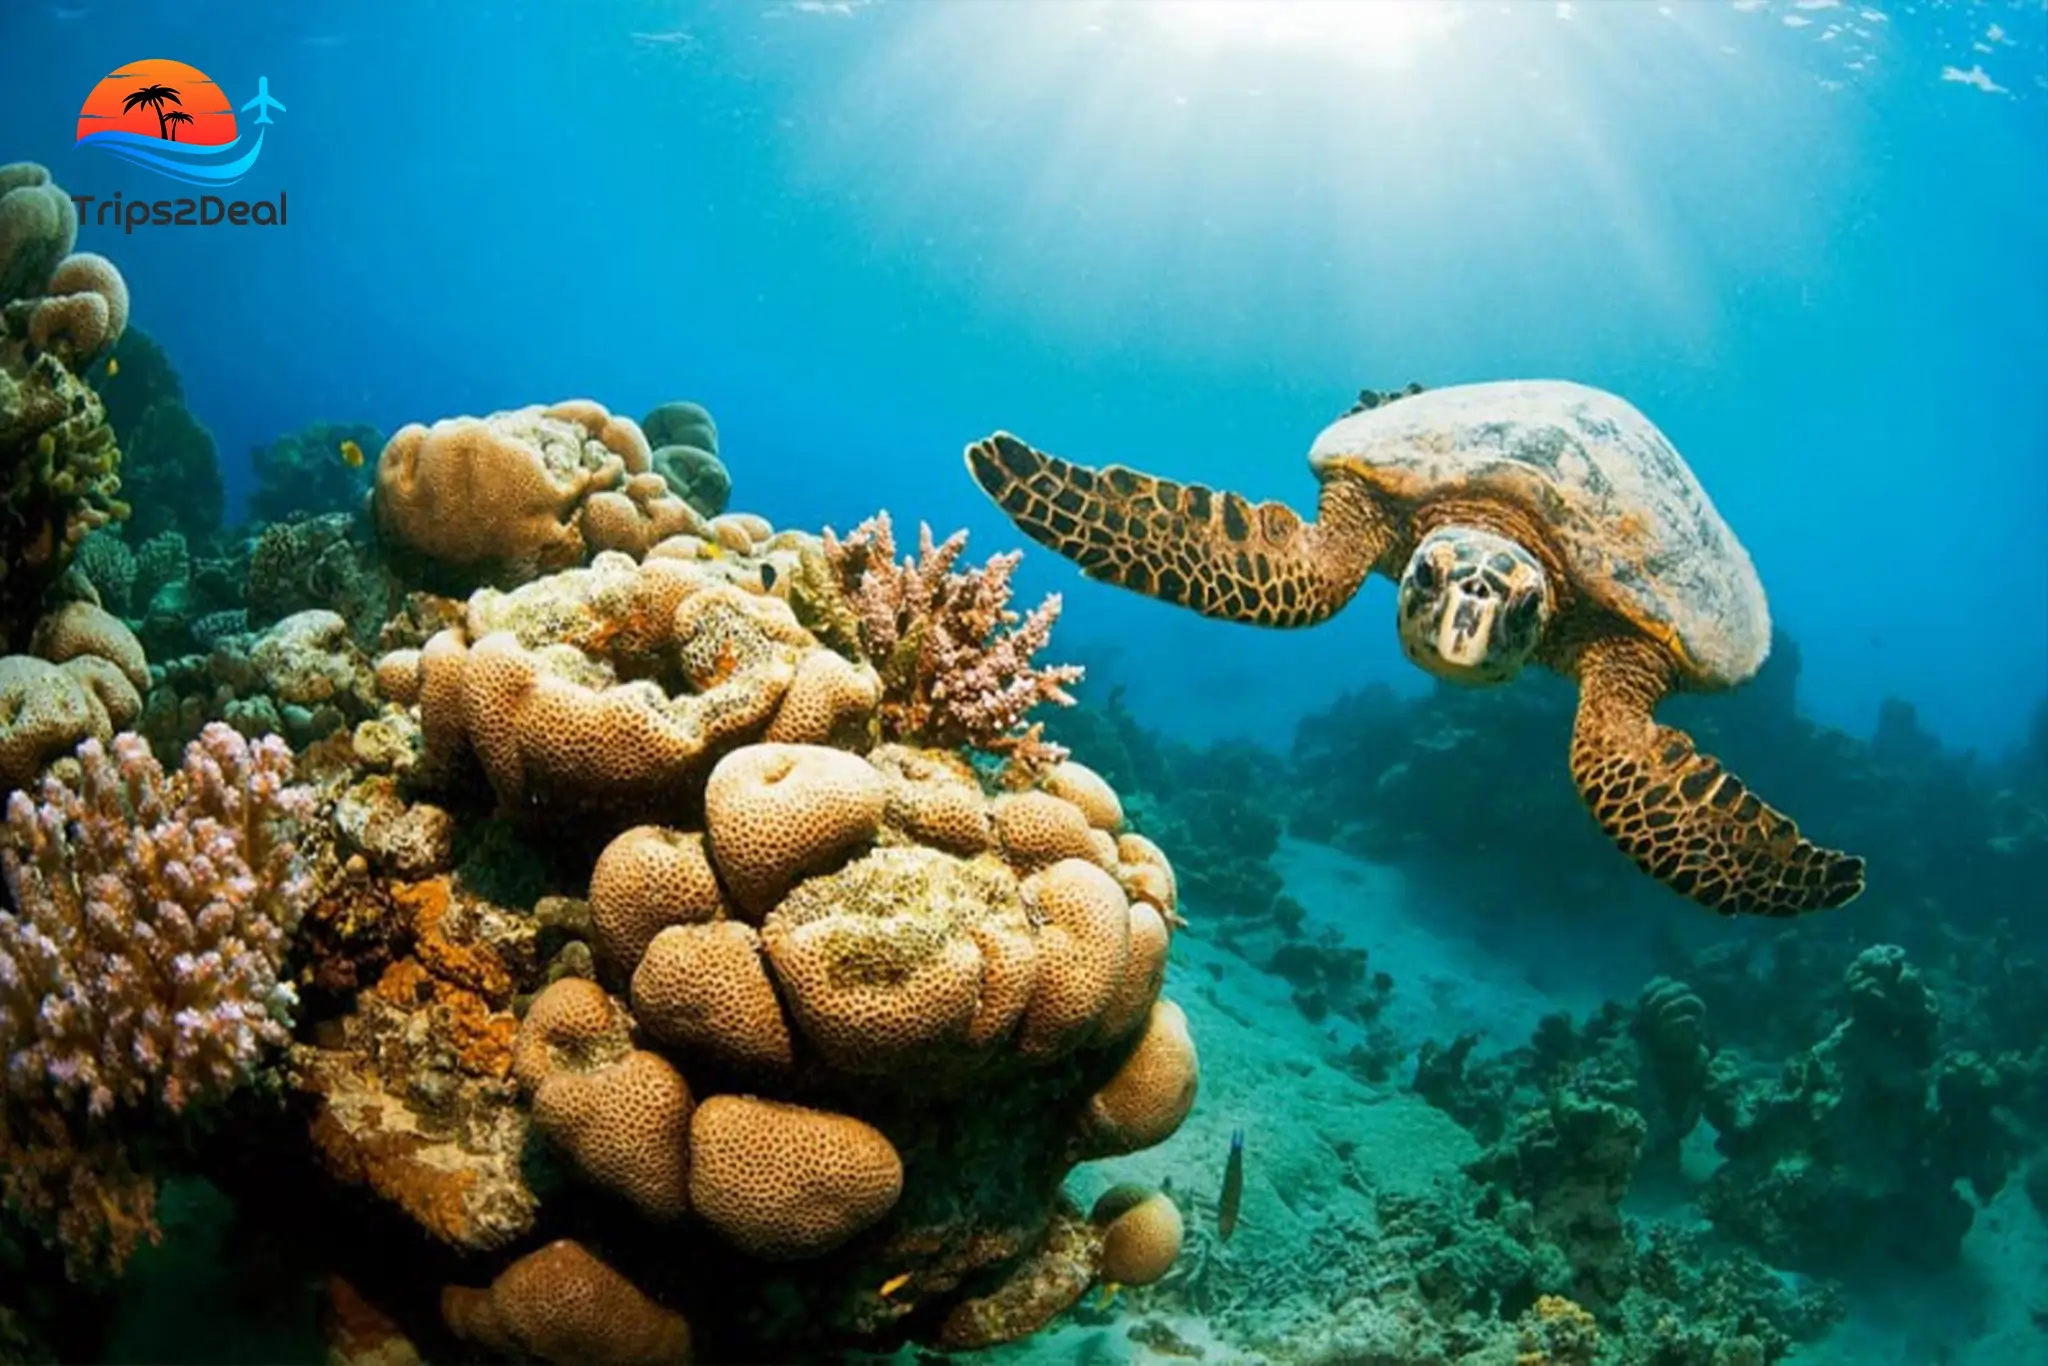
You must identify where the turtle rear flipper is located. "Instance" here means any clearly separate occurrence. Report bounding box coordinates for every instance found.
[964,432,1389,628]
[1569,636,1865,916]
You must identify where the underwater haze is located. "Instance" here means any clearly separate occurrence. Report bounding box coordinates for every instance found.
[10,0,2045,757]
[3,2,2048,1365]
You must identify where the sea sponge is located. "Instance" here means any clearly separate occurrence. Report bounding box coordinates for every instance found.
[704,743,886,917]
[373,399,647,589]
[687,1095,903,1260]
[1015,859,1133,1060]
[29,600,148,692]
[992,791,1109,873]
[588,826,731,972]
[760,846,1035,1073]
[631,922,794,1073]
[1076,999,1199,1158]
[514,979,693,1220]
[1091,1185,1183,1287]
[441,1238,692,1366]
[869,744,993,855]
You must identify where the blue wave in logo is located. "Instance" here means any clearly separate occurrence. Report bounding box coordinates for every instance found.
[76,127,265,186]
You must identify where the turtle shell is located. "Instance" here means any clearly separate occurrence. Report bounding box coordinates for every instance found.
[1308,379,1768,686]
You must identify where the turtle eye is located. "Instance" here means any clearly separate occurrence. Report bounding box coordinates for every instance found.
[1409,555,1439,593]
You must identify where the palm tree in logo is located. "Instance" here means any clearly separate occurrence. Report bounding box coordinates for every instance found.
[121,83,183,140]
[162,111,194,142]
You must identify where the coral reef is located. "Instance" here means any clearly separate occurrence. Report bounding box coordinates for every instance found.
[1701,943,2031,1273]
[1,162,128,652]
[0,603,147,793]
[0,724,314,1275]
[85,452,1188,1361]
[246,511,395,643]
[140,608,380,757]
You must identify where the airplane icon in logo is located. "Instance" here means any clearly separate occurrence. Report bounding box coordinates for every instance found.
[240,76,285,125]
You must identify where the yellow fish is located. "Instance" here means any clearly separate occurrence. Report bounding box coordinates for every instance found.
[338,438,364,469]
[105,357,120,377]
[878,1272,912,1299]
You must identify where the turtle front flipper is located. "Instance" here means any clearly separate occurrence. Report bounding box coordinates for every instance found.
[1568,636,1865,916]
[964,432,1391,628]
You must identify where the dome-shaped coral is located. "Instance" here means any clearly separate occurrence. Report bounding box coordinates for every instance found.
[705,743,886,917]
[1016,858,1133,1060]
[442,1238,692,1366]
[761,845,1034,1074]
[631,921,794,1073]
[514,979,693,1220]
[992,790,1107,873]
[1077,998,1199,1158]
[1091,1185,1184,1287]
[687,1095,903,1260]
[589,825,731,972]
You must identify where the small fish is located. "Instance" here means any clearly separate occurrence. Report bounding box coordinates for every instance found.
[104,357,119,377]
[338,438,364,469]
[879,1271,912,1299]
[1096,1281,1121,1308]
[1217,1127,1245,1242]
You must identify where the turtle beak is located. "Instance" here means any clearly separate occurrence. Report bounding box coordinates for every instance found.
[1435,580,1501,670]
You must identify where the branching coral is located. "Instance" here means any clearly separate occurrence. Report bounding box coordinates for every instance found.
[0,723,315,1274]
[800,510,1082,772]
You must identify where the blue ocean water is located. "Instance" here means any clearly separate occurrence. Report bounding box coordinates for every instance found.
[11,0,2044,757]
[4,4,2047,1365]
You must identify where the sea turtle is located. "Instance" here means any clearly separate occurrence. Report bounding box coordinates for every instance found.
[964,379,1865,918]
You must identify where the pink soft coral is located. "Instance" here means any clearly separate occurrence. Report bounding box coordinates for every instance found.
[820,511,1082,772]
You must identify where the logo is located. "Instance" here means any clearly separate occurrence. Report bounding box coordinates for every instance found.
[75,58,283,187]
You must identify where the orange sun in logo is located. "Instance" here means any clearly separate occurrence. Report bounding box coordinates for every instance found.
[77,59,237,146]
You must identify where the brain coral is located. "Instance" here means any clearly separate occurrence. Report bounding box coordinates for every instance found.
[357,493,1192,1357]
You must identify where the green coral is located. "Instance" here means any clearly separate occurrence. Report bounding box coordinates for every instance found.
[642,401,730,518]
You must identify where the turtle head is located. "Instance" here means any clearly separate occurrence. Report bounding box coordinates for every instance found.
[1396,527,1551,685]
